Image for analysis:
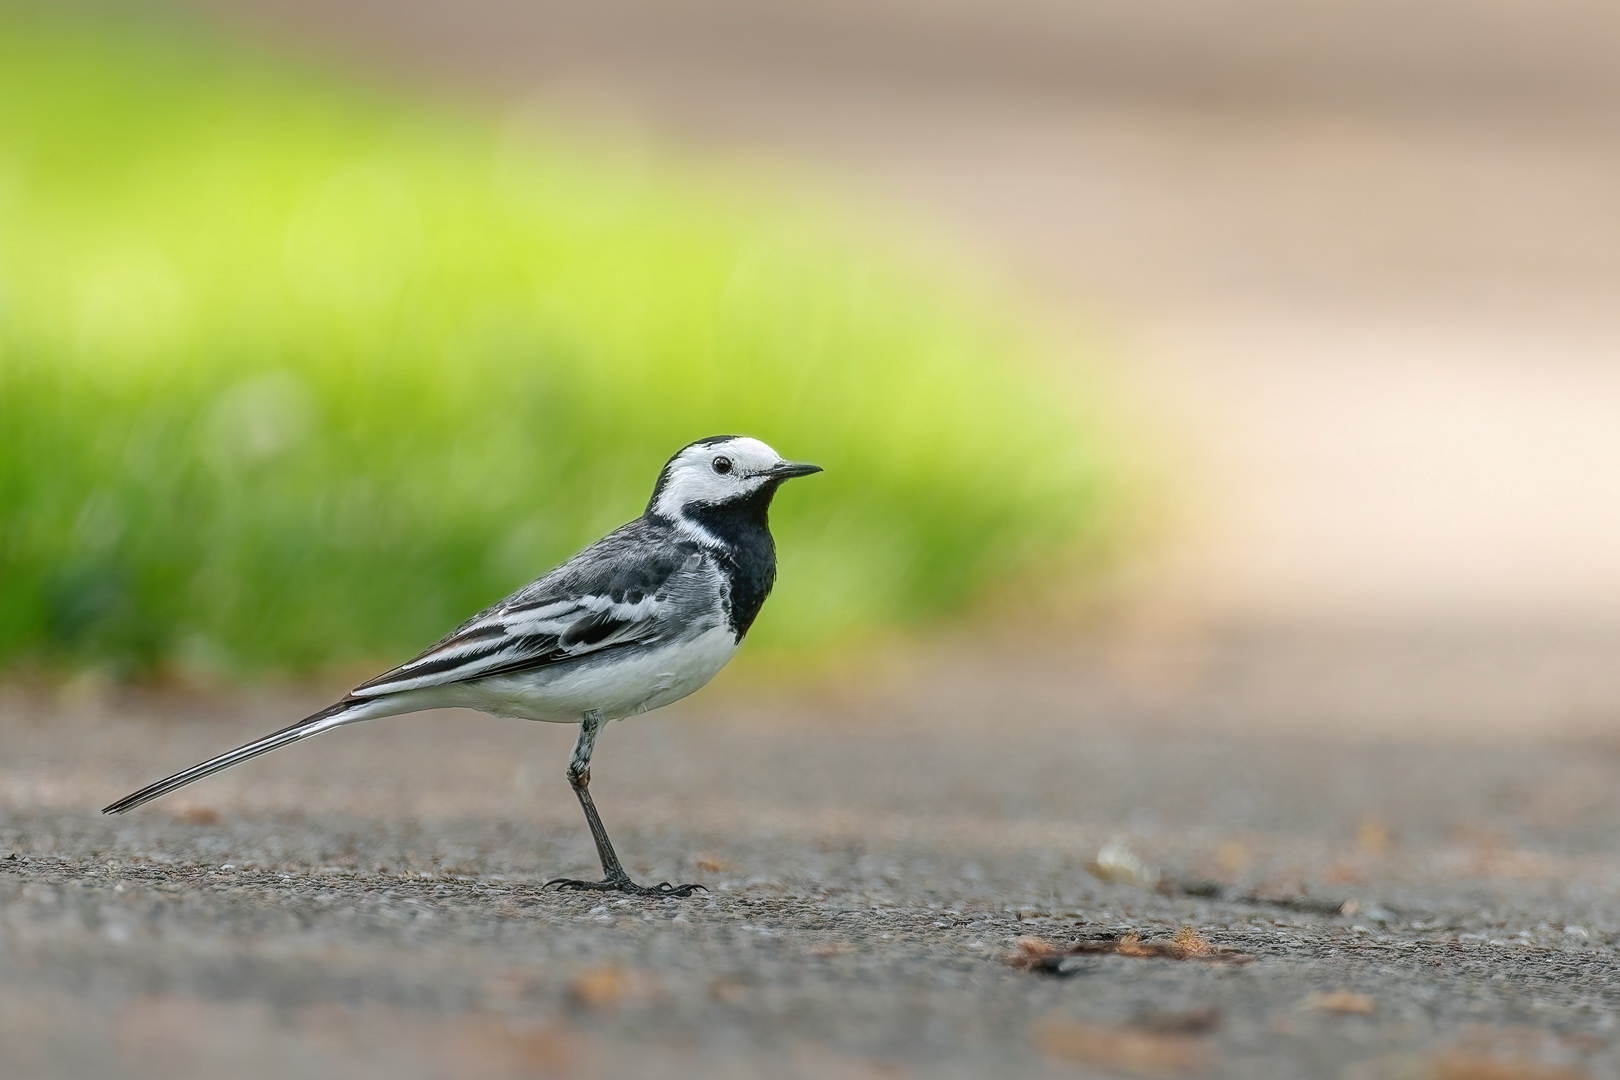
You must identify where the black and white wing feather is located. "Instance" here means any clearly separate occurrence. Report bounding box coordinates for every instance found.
[349,522,713,699]
[103,522,716,815]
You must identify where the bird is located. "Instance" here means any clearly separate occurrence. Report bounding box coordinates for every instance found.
[103,435,822,897]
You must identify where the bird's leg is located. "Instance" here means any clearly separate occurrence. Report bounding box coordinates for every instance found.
[565,710,629,884]
[545,710,705,898]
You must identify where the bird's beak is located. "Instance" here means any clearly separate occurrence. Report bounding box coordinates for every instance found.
[766,461,823,479]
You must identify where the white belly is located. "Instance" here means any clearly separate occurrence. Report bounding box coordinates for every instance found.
[444,625,741,723]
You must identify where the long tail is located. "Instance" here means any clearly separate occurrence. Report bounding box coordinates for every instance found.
[102,697,385,815]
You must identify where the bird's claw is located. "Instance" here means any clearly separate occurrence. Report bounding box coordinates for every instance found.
[544,876,706,898]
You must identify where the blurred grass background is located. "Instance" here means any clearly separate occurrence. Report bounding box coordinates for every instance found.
[0,6,1126,680]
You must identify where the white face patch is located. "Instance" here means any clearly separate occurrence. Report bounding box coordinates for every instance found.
[651,437,788,524]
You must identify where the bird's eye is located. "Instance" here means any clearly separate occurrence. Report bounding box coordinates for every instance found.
[712,456,733,475]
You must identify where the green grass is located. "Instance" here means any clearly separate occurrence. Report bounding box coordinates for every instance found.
[0,8,1127,679]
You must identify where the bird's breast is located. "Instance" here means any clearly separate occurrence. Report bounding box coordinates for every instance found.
[456,624,740,723]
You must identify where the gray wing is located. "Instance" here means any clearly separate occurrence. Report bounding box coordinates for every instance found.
[349,527,714,700]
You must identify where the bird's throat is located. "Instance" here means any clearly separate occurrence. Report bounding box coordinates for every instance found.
[680,484,780,637]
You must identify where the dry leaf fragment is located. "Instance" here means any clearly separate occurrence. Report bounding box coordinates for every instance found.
[1216,842,1250,876]
[172,805,221,826]
[1009,936,1059,967]
[1116,932,1156,958]
[1131,1007,1220,1036]
[1037,1021,1207,1076]
[443,1018,576,1077]
[1306,990,1377,1015]
[566,966,650,1010]
[1428,1055,1590,1080]
[694,854,732,874]
[1357,816,1392,856]
[1326,861,1366,884]
[1008,930,1252,973]
[709,978,754,1006]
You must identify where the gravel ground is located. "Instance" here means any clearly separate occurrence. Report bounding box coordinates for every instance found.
[5,640,1620,1079]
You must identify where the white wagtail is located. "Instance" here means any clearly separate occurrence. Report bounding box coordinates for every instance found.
[104,436,821,896]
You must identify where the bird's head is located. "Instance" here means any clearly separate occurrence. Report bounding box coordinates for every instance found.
[647,436,821,526]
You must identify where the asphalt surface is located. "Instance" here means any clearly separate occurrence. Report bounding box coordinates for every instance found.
[5,639,1620,1079]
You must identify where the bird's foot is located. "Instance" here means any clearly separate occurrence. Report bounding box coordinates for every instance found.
[545,874,706,898]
